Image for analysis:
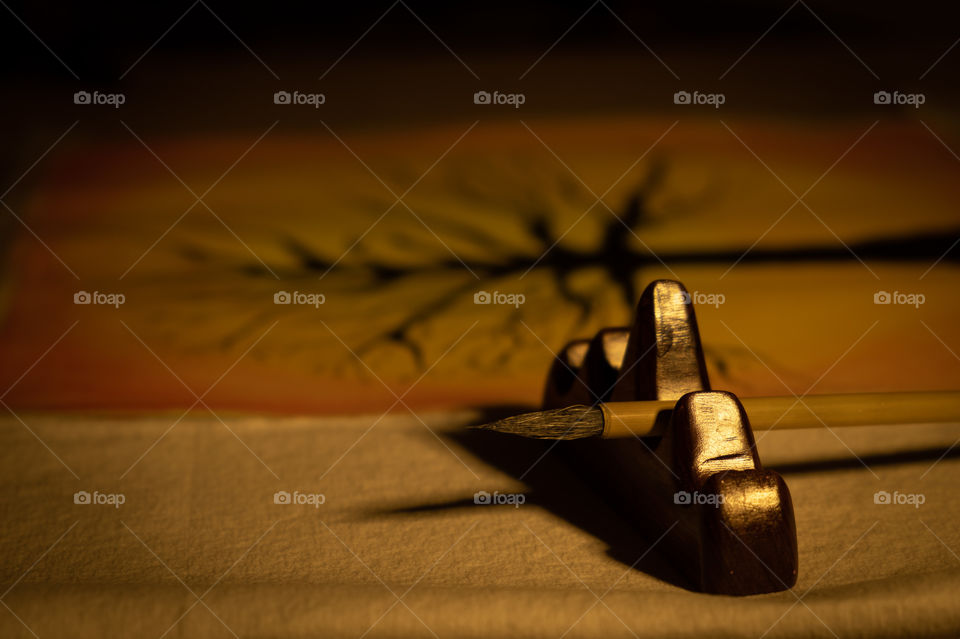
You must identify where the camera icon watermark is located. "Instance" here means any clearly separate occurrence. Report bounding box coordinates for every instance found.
[273,490,325,508]
[673,490,724,507]
[473,490,525,508]
[673,90,725,108]
[473,90,525,108]
[274,90,325,108]
[873,290,925,308]
[680,290,725,308]
[873,90,924,108]
[73,90,126,108]
[74,490,126,508]
[873,490,924,508]
[274,290,325,308]
[74,290,125,308]
[473,290,525,308]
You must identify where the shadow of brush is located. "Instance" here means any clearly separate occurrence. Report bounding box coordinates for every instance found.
[767,445,960,475]
[368,406,960,593]
[375,404,691,590]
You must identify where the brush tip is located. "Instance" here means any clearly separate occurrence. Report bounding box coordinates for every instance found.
[472,405,603,440]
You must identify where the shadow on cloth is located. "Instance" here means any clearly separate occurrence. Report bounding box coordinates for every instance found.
[371,405,690,590]
[367,406,960,592]
[767,445,960,475]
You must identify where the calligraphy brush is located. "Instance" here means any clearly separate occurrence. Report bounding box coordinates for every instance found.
[473,391,960,439]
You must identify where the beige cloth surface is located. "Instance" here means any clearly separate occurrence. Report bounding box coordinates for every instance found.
[1,410,959,638]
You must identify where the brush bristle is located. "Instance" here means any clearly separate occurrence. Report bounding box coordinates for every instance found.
[473,405,603,440]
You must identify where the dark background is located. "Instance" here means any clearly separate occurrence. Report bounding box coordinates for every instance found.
[2,1,958,127]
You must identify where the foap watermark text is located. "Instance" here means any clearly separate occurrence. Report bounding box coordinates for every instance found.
[74,490,125,508]
[74,90,125,108]
[474,490,525,508]
[674,90,725,108]
[474,90,525,108]
[274,90,325,108]
[674,490,724,507]
[874,91,924,108]
[274,490,326,508]
[874,290,925,308]
[874,490,924,508]
[274,291,325,307]
[75,290,125,308]
[681,290,725,308]
[474,290,525,308]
